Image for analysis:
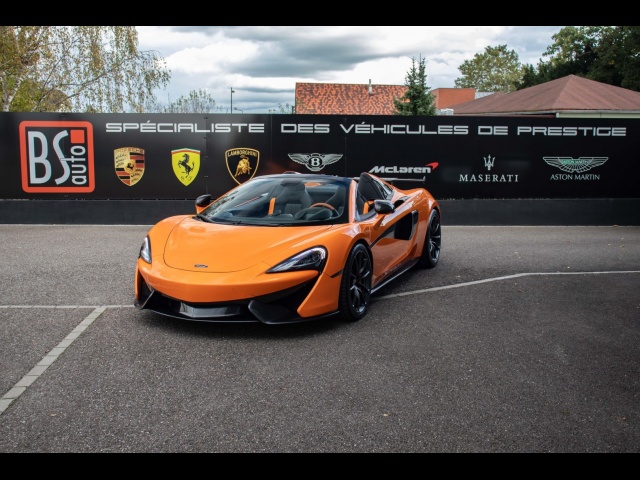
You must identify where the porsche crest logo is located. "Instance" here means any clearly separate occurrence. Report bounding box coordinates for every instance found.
[114,147,145,186]
[226,148,259,184]
[171,148,201,186]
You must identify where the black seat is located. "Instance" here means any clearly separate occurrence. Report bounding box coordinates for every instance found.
[271,181,313,215]
[358,172,387,201]
[325,185,346,215]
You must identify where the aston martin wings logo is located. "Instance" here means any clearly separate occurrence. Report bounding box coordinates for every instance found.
[543,156,608,173]
[288,153,343,172]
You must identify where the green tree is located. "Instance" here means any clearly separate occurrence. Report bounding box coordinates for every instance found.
[618,26,640,91]
[515,64,539,90]
[589,26,640,91]
[147,89,217,113]
[516,59,566,89]
[268,102,296,114]
[515,26,640,92]
[532,26,607,84]
[0,26,171,112]
[454,45,523,93]
[393,55,436,116]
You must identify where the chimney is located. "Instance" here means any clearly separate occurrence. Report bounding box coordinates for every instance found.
[368,79,373,95]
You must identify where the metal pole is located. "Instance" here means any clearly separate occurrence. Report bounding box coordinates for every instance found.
[231,87,235,113]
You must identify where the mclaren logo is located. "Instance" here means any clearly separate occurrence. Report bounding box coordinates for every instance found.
[543,156,608,173]
[370,163,438,174]
[114,147,145,186]
[288,153,343,172]
[226,148,259,184]
[172,148,200,186]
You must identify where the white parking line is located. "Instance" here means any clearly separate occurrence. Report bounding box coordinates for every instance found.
[0,306,113,415]
[1,270,639,416]
[374,270,640,300]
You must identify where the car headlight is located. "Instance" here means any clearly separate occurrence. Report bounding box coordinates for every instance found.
[139,236,151,264]
[267,247,327,273]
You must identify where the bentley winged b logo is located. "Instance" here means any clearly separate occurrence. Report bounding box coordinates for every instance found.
[288,153,343,172]
[543,156,608,173]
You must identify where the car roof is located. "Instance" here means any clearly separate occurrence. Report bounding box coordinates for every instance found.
[259,172,353,185]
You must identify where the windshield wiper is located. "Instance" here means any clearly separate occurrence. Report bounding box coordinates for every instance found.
[194,214,213,223]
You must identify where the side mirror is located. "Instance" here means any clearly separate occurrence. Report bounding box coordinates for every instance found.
[374,199,395,214]
[195,194,212,214]
[372,199,395,229]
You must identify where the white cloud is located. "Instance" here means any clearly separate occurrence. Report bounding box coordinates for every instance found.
[137,26,562,113]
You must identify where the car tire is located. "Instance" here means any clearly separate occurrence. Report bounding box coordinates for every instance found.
[417,209,441,269]
[338,243,372,322]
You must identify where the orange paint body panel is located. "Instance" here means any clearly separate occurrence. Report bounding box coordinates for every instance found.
[133,172,441,324]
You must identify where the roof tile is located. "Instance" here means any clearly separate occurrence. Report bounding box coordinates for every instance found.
[453,75,640,114]
[295,76,640,115]
[295,82,407,115]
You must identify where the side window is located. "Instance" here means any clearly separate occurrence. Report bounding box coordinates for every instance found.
[356,192,375,219]
[358,173,391,202]
[378,180,393,199]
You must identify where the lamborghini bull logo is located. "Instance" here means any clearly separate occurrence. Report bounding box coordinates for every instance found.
[171,148,200,186]
[235,155,252,176]
[226,148,259,184]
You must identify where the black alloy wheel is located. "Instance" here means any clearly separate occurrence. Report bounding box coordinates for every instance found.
[417,209,441,269]
[338,243,372,321]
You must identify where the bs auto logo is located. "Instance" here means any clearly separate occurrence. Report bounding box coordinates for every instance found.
[20,121,95,193]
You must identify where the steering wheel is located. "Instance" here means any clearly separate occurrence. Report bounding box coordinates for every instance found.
[310,202,338,214]
[294,202,339,220]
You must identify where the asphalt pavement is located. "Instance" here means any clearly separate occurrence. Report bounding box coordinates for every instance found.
[1,224,639,452]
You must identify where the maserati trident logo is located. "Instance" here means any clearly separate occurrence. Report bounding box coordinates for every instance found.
[484,155,495,171]
[458,153,519,183]
[288,153,343,172]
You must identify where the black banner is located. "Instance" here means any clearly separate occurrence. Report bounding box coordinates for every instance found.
[1,112,637,200]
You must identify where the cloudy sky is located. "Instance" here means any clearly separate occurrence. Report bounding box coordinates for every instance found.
[136,26,564,114]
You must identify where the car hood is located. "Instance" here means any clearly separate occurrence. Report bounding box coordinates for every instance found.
[162,217,332,273]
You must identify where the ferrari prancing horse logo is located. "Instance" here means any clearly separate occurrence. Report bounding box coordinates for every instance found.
[172,148,201,186]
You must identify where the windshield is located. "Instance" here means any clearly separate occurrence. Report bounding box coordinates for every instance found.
[197,175,350,226]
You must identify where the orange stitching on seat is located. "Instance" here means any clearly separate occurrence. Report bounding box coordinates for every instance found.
[268,197,276,214]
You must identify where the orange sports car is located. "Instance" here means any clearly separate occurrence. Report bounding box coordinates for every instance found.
[134,172,441,324]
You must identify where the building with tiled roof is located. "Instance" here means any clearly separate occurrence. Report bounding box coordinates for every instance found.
[451,75,640,118]
[294,81,475,115]
[295,75,640,118]
[295,81,404,114]
[430,87,476,114]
